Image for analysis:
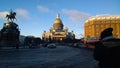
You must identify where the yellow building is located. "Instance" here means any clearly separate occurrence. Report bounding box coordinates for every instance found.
[84,15,120,40]
[42,13,75,41]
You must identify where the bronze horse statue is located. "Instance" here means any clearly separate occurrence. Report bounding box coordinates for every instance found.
[6,10,17,21]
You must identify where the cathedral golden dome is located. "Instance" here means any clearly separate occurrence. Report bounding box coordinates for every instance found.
[54,18,62,24]
[54,13,63,24]
[53,13,64,30]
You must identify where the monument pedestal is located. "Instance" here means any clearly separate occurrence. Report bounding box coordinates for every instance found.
[0,22,20,49]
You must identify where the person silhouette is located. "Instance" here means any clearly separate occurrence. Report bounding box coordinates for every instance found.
[94,28,120,68]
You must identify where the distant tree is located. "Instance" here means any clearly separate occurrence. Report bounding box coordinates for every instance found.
[24,36,42,48]
[24,36,33,45]
[33,37,41,45]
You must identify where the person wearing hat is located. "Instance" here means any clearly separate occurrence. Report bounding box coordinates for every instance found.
[94,28,120,68]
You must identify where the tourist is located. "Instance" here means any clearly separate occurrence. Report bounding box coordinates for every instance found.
[94,28,120,68]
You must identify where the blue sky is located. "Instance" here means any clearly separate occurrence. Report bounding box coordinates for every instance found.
[0,0,120,39]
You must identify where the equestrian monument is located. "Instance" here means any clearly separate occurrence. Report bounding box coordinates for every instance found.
[0,10,20,49]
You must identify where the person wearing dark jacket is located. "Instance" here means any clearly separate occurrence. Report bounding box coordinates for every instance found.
[94,28,120,68]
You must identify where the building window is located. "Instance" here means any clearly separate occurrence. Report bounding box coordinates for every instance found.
[96,25,99,28]
[102,21,104,23]
[109,21,111,23]
[96,32,99,35]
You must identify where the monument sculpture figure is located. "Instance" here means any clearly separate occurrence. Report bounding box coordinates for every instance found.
[0,9,20,49]
[6,9,17,21]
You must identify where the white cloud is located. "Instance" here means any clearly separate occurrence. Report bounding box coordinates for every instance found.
[37,5,52,13]
[16,8,29,19]
[0,11,9,20]
[62,9,91,22]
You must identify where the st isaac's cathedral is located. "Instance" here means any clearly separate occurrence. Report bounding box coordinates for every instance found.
[42,13,75,41]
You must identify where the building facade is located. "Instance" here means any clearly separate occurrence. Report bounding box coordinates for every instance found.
[42,13,75,42]
[84,15,120,40]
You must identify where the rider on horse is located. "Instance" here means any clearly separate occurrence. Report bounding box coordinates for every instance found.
[6,9,17,22]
